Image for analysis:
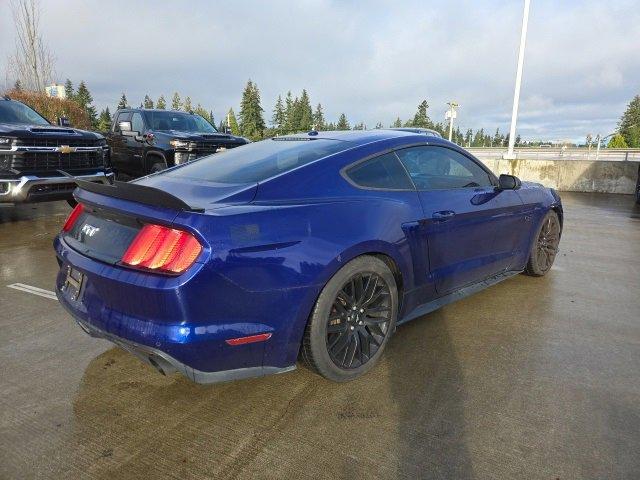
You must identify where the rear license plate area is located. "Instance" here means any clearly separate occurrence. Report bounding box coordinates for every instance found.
[62,265,85,302]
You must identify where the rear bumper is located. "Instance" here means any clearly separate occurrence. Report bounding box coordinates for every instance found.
[0,171,114,203]
[61,297,295,384]
[53,234,307,383]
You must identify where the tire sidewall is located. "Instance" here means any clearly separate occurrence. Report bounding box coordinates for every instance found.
[529,210,560,276]
[308,256,398,382]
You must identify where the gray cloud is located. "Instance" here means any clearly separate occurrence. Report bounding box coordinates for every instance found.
[1,0,638,141]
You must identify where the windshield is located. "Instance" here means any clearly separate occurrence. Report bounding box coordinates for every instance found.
[143,111,217,133]
[0,101,50,126]
[165,138,353,184]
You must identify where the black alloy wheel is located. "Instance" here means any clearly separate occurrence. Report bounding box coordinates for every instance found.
[525,210,561,276]
[301,255,398,382]
[326,272,392,369]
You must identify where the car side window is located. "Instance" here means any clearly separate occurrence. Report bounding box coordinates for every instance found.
[345,152,414,190]
[395,146,493,190]
[113,112,131,133]
[131,112,145,133]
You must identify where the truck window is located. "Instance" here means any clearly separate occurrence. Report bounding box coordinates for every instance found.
[131,113,144,133]
[113,112,131,132]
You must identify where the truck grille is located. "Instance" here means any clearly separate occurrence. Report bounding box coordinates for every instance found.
[10,151,104,172]
[14,138,98,148]
[193,142,243,154]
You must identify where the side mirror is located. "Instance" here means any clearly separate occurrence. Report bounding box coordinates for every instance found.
[119,121,136,135]
[498,174,522,190]
[57,116,71,127]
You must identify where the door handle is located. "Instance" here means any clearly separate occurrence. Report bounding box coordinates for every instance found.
[432,210,456,221]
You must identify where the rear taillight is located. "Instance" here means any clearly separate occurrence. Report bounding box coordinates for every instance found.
[62,203,84,232]
[121,224,202,274]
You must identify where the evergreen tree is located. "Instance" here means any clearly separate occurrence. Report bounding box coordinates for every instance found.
[464,129,473,146]
[433,122,447,137]
[209,111,215,127]
[619,95,640,147]
[14,80,22,91]
[97,107,112,132]
[226,108,240,135]
[117,93,128,110]
[608,134,628,148]
[143,95,154,109]
[183,96,193,113]
[297,89,313,132]
[375,122,383,129]
[412,100,432,128]
[238,80,265,140]
[391,117,402,128]
[156,95,166,109]
[325,122,336,130]
[288,95,302,132]
[271,95,286,135]
[352,122,365,130]
[171,92,182,110]
[284,91,295,133]
[75,81,97,128]
[313,103,326,131]
[336,113,350,130]
[64,79,73,99]
[472,128,484,147]
[492,128,502,146]
[515,134,521,146]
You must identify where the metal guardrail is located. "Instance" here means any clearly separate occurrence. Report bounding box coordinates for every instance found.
[465,148,640,162]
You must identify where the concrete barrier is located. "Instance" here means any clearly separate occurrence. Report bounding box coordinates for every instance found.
[466,149,640,194]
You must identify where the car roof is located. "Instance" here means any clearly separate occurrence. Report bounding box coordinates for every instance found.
[276,129,440,147]
[389,127,442,137]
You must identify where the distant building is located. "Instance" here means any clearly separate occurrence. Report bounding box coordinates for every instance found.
[45,84,66,99]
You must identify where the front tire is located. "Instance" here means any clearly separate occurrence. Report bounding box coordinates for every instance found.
[150,162,166,174]
[301,255,398,382]
[524,210,561,276]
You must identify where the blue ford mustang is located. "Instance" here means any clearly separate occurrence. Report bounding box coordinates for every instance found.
[54,130,563,383]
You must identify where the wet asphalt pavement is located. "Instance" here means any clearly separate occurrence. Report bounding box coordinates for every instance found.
[1,192,639,480]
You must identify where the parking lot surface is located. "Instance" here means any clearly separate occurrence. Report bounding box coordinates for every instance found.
[1,192,639,480]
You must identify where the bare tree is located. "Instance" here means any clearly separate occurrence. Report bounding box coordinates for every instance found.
[7,0,56,92]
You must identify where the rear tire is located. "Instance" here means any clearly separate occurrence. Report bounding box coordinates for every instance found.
[301,255,398,382]
[524,210,561,277]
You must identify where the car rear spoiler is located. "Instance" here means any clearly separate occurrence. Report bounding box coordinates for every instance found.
[58,171,204,213]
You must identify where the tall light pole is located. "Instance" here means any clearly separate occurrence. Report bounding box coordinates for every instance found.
[505,0,531,159]
[446,101,459,142]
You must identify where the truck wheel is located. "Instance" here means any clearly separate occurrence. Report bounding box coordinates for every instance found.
[301,255,398,382]
[150,162,166,174]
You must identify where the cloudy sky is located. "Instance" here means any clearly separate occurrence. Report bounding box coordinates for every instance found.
[1,0,639,141]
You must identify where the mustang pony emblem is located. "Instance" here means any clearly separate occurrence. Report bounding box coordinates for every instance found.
[58,145,76,154]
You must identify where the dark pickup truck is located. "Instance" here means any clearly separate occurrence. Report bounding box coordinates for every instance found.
[107,108,248,179]
[0,96,112,206]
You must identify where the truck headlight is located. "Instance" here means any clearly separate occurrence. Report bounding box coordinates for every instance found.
[0,137,11,150]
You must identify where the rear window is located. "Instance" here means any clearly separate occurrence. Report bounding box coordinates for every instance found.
[346,153,414,190]
[165,138,353,184]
